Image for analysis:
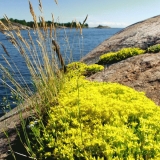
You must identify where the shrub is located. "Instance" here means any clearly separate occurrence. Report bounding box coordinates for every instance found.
[98,47,145,64]
[85,64,104,76]
[147,44,160,53]
[30,74,160,159]
[66,62,104,76]
[66,62,87,75]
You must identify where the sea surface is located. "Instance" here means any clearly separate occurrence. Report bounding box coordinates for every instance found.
[0,28,122,116]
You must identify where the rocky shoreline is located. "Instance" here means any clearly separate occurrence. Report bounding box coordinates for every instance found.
[80,15,160,64]
[0,22,30,31]
[1,15,160,159]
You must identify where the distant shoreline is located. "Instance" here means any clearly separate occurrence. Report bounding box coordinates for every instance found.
[95,25,111,29]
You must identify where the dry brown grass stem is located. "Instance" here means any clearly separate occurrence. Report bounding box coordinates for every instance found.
[29,0,38,28]
[51,13,56,38]
[38,0,43,13]
[36,39,53,79]
[70,21,74,29]
[52,39,66,72]
[3,14,14,30]
[40,16,46,31]
[2,54,12,69]
[15,30,30,49]
[0,42,10,57]
[76,20,82,35]
[0,21,8,31]
[54,0,58,5]
[82,14,88,26]
[2,54,33,95]
[27,31,39,56]
[0,0,65,110]
[3,15,10,23]
[0,26,37,95]
[51,13,54,24]
[50,24,52,38]
[0,64,30,99]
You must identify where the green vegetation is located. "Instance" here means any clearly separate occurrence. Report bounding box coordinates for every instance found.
[29,63,160,160]
[147,44,160,53]
[0,18,89,28]
[66,62,104,76]
[85,64,104,75]
[98,45,160,66]
[1,1,160,160]
[98,47,145,64]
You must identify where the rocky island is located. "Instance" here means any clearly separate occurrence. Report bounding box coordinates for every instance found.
[96,25,111,28]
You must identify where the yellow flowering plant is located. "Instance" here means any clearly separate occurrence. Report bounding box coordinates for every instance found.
[85,64,104,76]
[66,62,104,76]
[29,66,160,159]
[98,47,145,64]
[147,44,160,53]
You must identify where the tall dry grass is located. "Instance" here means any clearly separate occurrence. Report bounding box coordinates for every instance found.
[0,0,87,158]
[0,0,64,110]
[0,0,87,157]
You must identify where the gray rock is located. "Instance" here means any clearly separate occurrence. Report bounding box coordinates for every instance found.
[0,22,30,31]
[87,53,160,105]
[81,15,160,64]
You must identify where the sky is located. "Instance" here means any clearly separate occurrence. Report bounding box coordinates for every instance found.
[0,0,160,28]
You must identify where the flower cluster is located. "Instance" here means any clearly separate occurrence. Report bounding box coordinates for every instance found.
[30,68,160,159]
[66,62,104,76]
[85,64,104,76]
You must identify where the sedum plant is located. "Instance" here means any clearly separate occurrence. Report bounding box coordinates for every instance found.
[66,62,87,75]
[98,47,145,64]
[29,67,160,160]
[66,62,104,76]
[85,64,104,76]
[147,44,160,53]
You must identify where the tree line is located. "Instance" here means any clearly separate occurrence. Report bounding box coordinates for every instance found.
[0,18,89,28]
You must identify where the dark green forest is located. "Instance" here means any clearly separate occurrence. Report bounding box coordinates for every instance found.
[0,18,89,28]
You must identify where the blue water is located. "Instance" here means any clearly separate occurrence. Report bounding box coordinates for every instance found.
[0,28,122,116]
